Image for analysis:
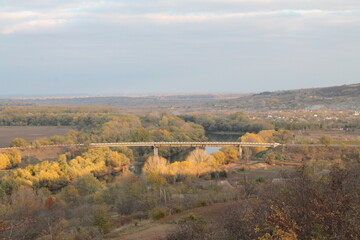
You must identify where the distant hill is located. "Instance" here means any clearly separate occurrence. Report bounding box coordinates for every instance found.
[218,83,360,110]
[1,83,359,112]
[0,94,245,113]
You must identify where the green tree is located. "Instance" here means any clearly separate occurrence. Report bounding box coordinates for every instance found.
[74,175,102,196]
[92,205,112,234]
[262,151,276,165]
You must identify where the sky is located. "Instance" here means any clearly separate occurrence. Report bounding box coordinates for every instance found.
[0,0,359,96]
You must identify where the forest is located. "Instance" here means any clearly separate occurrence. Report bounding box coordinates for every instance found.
[0,106,359,239]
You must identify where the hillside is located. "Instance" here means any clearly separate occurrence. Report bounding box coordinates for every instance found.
[1,83,359,112]
[216,83,360,110]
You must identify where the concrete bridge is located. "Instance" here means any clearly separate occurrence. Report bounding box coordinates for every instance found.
[90,142,281,158]
[0,141,281,159]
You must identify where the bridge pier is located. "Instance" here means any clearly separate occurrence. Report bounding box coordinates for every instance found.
[153,146,159,157]
[238,146,242,160]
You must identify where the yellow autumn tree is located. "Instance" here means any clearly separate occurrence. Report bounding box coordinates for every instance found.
[0,154,10,170]
[240,133,266,155]
[143,156,169,175]
[186,149,209,165]
[211,151,226,165]
[258,130,275,142]
[169,161,195,182]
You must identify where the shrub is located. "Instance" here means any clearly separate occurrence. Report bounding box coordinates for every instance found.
[119,215,132,226]
[194,199,209,208]
[255,177,266,184]
[151,208,167,220]
[171,205,183,214]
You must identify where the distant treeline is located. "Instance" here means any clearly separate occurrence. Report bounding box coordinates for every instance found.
[273,119,360,130]
[180,112,274,133]
[0,106,118,130]
[1,106,359,138]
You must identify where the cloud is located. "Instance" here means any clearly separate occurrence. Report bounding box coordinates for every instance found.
[0,0,359,97]
[0,0,359,34]
[1,19,66,34]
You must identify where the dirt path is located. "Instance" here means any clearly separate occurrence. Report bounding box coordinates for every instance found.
[109,223,175,240]
[108,201,238,240]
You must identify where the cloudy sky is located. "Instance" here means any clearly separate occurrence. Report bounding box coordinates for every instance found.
[0,0,359,96]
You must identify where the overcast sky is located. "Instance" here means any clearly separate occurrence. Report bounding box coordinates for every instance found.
[0,0,359,96]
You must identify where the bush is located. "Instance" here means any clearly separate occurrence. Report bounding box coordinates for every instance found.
[171,205,183,214]
[179,213,206,224]
[194,199,209,208]
[262,151,276,165]
[319,135,333,146]
[119,215,132,226]
[151,208,167,220]
[255,177,266,184]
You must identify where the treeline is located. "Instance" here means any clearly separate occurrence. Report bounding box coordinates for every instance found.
[0,106,117,130]
[180,112,274,133]
[9,113,207,159]
[2,106,359,133]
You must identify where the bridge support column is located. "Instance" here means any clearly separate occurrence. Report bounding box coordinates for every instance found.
[153,146,159,157]
[239,146,242,160]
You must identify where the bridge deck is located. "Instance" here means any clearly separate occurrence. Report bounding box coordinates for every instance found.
[0,142,280,150]
[90,142,280,148]
[2,142,360,151]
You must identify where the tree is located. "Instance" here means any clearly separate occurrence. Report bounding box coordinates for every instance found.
[211,151,226,165]
[258,130,275,142]
[186,149,210,165]
[7,150,22,167]
[74,175,102,196]
[0,154,10,170]
[319,135,333,146]
[106,152,130,168]
[130,128,152,142]
[262,151,276,165]
[10,138,29,147]
[240,133,266,155]
[143,156,169,175]
[273,130,295,144]
[169,161,195,182]
[92,205,112,234]
[221,147,239,163]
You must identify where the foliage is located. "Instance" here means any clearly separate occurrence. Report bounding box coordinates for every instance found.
[151,208,167,220]
[167,164,360,240]
[262,151,276,165]
[180,112,274,133]
[220,147,239,163]
[143,156,170,175]
[240,133,266,155]
[10,138,29,147]
[318,135,333,146]
[0,150,22,170]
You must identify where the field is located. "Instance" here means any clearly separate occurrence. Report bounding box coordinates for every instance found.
[293,129,360,143]
[0,126,72,147]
